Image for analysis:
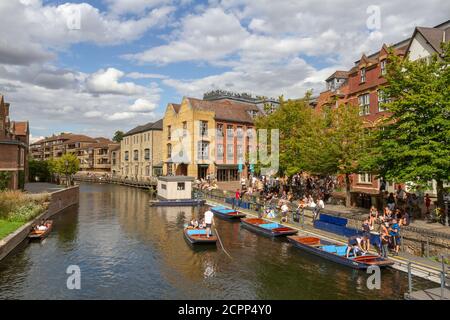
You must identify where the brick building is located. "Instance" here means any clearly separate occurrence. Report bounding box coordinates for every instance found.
[120,119,163,181]
[162,96,259,181]
[0,95,29,189]
[316,20,449,207]
[31,133,117,173]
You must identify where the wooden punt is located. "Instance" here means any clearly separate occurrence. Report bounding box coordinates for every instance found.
[183,228,217,245]
[241,218,298,237]
[210,206,246,220]
[149,199,205,207]
[28,220,53,240]
[287,236,394,270]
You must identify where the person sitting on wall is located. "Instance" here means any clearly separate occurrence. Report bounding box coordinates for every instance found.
[280,203,289,223]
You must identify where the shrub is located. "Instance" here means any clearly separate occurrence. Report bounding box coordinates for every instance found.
[0,191,49,221]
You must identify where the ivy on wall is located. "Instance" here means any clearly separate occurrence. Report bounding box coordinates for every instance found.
[0,171,11,191]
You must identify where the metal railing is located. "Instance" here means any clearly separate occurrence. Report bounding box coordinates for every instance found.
[406,254,449,300]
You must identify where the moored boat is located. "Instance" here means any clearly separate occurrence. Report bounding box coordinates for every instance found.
[28,220,53,240]
[241,218,298,237]
[287,236,394,269]
[149,199,205,207]
[183,228,217,245]
[210,206,246,220]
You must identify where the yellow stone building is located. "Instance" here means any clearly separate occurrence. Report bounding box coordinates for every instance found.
[162,97,260,181]
[120,119,163,181]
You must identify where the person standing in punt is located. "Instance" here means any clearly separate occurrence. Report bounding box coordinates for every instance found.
[204,209,214,238]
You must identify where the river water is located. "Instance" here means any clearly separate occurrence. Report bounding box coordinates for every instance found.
[0,183,422,299]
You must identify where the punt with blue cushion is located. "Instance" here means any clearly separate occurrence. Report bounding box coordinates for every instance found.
[187,229,207,235]
[259,223,280,230]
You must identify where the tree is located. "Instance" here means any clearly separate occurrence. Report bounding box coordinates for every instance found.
[371,43,450,214]
[112,130,124,143]
[302,104,369,206]
[255,94,316,175]
[52,153,80,186]
[29,159,52,182]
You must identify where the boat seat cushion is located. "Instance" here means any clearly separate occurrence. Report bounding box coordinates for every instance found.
[218,209,235,213]
[321,245,337,253]
[212,206,226,210]
[187,229,207,235]
[259,223,280,230]
[335,246,348,256]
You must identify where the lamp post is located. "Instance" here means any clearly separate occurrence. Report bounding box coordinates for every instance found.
[64,160,69,187]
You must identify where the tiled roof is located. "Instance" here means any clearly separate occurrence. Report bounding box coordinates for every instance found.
[326,70,348,81]
[186,97,260,124]
[123,119,163,137]
[416,26,448,54]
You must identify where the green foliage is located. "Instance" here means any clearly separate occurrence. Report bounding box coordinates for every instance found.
[0,172,11,191]
[29,159,52,182]
[52,153,80,176]
[371,43,450,208]
[113,130,125,143]
[255,94,316,175]
[18,170,25,190]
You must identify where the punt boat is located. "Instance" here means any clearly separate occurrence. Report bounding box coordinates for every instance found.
[28,220,53,240]
[183,228,217,245]
[240,218,298,237]
[210,206,246,220]
[287,236,394,269]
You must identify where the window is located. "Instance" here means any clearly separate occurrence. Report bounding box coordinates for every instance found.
[226,144,234,160]
[144,148,150,160]
[358,173,372,184]
[237,145,243,161]
[167,144,172,158]
[358,94,370,115]
[360,67,366,83]
[167,125,171,140]
[380,60,386,76]
[161,184,166,190]
[182,121,187,137]
[177,182,185,190]
[124,151,129,161]
[145,165,150,176]
[227,125,234,137]
[133,150,139,161]
[378,90,390,112]
[200,121,208,137]
[236,126,243,139]
[216,123,224,137]
[217,143,224,159]
[197,141,209,160]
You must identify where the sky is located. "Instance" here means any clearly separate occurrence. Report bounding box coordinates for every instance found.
[0,0,448,142]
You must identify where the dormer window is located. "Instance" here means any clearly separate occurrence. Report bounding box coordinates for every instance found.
[360,68,366,83]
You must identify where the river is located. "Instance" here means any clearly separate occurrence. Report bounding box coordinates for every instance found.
[0,183,423,299]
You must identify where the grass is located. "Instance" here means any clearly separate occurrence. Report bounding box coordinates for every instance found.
[0,220,24,239]
[0,191,50,240]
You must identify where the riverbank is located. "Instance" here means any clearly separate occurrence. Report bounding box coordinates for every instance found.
[0,191,50,239]
[198,190,448,284]
[0,185,79,261]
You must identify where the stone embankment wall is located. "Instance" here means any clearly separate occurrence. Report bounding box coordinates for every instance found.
[0,186,79,261]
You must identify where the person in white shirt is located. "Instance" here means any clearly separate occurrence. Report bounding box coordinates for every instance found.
[314,198,325,220]
[203,210,214,238]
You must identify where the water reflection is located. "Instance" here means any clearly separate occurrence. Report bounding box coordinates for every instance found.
[0,183,426,299]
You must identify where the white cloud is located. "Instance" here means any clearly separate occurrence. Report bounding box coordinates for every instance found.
[84,110,103,118]
[0,1,174,66]
[126,72,168,79]
[128,98,157,112]
[86,68,148,95]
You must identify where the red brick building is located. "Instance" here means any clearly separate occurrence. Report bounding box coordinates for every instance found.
[315,20,449,207]
[0,95,29,189]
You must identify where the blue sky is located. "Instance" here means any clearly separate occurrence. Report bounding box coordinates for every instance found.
[0,0,448,142]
